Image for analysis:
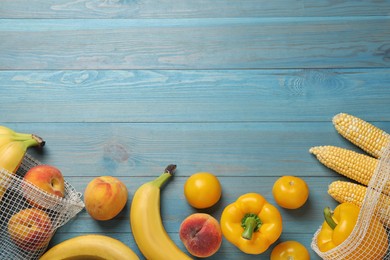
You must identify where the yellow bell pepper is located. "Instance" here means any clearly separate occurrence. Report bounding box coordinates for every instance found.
[220,193,283,255]
[317,202,388,259]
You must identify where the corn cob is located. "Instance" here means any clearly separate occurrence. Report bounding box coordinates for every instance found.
[328,181,390,224]
[310,145,382,191]
[333,113,390,159]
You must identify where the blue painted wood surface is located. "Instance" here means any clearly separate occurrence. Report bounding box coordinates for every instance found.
[1,1,390,259]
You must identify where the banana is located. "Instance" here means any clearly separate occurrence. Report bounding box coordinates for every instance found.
[0,130,38,150]
[0,140,37,173]
[0,135,24,149]
[39,234,140,260]
[0,125,42,142]
[0,125,45,150]
[130,164,192,260]
[0,125,18,135]
[0,133,45,201]
[0,126,45,173]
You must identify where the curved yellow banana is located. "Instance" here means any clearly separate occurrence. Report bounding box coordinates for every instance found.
[0,135,22,149]
[0,126,18,135]
[39,234,140,260]
[0,127,42,150]
[0,125,40,140]
[0,139,43,173]
[0,141,27,174]
[130,165,192,260]
[0,138,44,200]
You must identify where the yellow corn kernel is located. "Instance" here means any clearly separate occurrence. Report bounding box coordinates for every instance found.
[328,181,390,224]
[310,145,380,189]
[328,180,367,207]
[333,113,390,158]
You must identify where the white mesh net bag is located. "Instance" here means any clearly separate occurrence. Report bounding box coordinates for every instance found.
[0,154,84,260]
[311,143,390,259]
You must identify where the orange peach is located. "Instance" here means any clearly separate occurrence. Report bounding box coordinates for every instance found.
[7,208,53,251]
[179,213,222,258]
[23,165,65,203]
[84,176,128,221]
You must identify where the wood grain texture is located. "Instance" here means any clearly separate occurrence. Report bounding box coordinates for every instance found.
[1,0,390,18]
[6,121,388,179]
[0,69,389,123]
[1,18,390,69]
[1,0,390,259]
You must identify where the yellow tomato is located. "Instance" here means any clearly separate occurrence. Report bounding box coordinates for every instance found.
[272,176,309,209]
[270,241,310,260]
[184,172,222,209]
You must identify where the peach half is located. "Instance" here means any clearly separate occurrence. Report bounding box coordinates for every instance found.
[7,208,53,251]
[84,176,128,221]
[179,213,222,258]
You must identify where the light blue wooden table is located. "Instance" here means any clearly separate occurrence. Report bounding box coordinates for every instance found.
[1,1,390,259]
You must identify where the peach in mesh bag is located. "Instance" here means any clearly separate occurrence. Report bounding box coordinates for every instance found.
[0,154,84,260]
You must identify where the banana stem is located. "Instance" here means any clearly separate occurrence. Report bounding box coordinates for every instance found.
[14,132,34,140]
[152,164,177,188]
[7,133,32,141]
[164,164,176,175]
[32,134,45,147]
[5,131,45,146]
[23,138,42,148]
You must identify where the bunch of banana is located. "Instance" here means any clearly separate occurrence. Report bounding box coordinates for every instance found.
[39,234,139,260]
[130,164,192,260]
[0,125,45,200]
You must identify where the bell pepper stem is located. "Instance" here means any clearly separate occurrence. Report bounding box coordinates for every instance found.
[324,207,337,230]
[241,213,262,240]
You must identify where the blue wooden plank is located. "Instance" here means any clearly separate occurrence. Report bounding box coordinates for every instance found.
[3,122,387,179]
[1,0,389,259]
[1,18,390,69]
[0,69,389,123]
[1,0,389,18]
[0,0,302,19]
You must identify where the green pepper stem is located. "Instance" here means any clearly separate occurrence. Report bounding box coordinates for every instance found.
[241,213,262,240]
[324,207,337,230]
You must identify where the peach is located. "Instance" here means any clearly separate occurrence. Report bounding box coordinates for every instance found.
[179,213,222,258]
[84,176,128,221]
[23,165,65,208]
[7,208,53,251]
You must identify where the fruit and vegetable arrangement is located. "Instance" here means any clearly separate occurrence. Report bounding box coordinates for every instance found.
[310,113,390,259]
[0,126,84,259]
[0,112,389,260]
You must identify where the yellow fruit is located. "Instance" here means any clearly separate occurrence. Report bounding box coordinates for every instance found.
[272,176,309,209]
[130,165,192,259]
[84,176,128,221]
[184,172,222,209]
[39,234,139,260]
